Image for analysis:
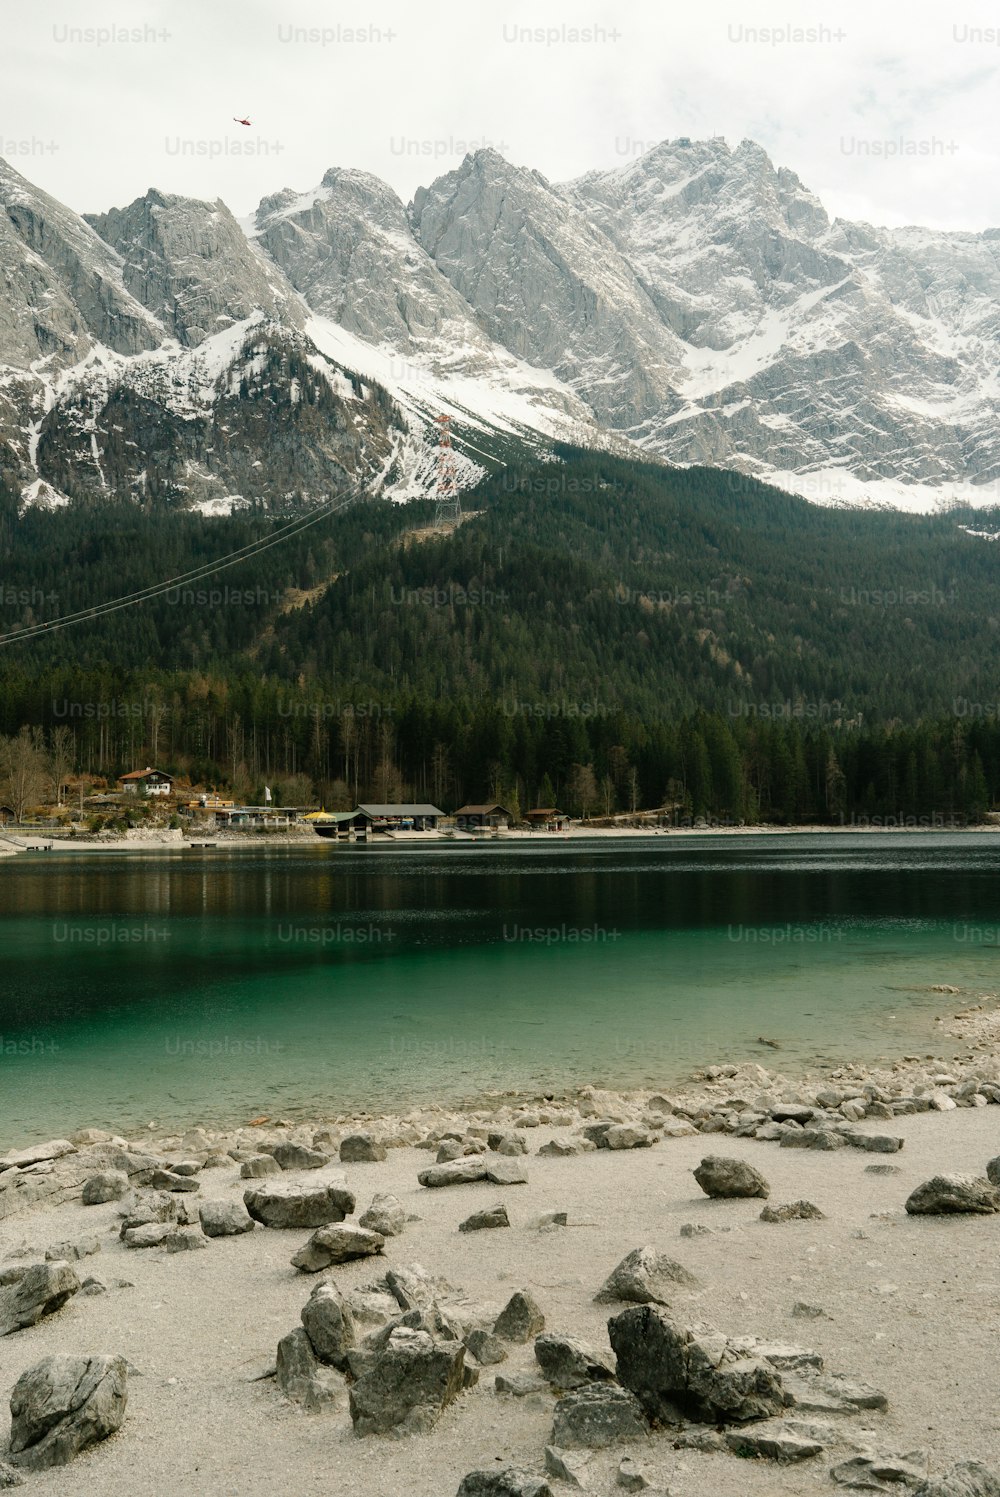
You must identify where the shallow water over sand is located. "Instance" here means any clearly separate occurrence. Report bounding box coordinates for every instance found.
[1,833,998,1138]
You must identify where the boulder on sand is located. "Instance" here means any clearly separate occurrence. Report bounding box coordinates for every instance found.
[291,1224,385,1273]
[459,1204,510,1233]
[603,1125,655,1151]
[534,1333,616,1390]
[0,1263,81,1337]
[359,1193,406,1236]
[149,1169,200,1193]
[275,1327,342,1412]
[466,1329,508,1366]
[779,1130,845,1152]
[198,1200,255,1238]
[550,1384,649,1449]
[122,1223,177,1250]
[348,1326,466,1436]
[81,1172,128,1205]
[270,1142,331,1171]
[300,1282,356,1370]
[243,1179,355,1228]
[723,1418,827,1461]
[340,1134,387,1164]
[844,1133,903,1154]
[240,1155,280,1179]
[484,1157,529,1186]
[594,1246,700,1305]
[905,1176,1000,1215]
[118,1190,177,1234]
[494,1292,545,1343]
[693,1156,770,1199]
[8,1354,127,1470]
[457,1469,553,1496]
[609,1306,787,1425]
[760,1201,826,1223]
[912,1462,1000,1497]
[417,1158,488,1188]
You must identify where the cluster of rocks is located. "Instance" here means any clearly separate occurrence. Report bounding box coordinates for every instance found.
[454,1302,920,1495]
[273,1259,548,1435]
[678,1054,1000,1142]
[693,1149,1000,1222]
[0,1123,396,1226]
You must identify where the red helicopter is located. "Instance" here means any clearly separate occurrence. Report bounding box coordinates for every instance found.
[233,115,252,127]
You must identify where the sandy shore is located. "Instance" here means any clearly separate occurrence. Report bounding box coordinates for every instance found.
[2,1060,1000,1495]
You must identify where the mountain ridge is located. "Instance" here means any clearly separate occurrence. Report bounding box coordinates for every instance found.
[4,138,1000,514]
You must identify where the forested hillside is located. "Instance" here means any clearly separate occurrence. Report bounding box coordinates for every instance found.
[2,451,1000,822]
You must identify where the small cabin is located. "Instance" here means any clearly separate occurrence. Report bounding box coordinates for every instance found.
[305,809,373,840]
[117,768,174,797]
[526,807,568,831]
[453,803,513,830]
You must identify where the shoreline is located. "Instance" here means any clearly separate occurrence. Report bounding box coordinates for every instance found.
[3,995,997,1157]
[1,821,997,856]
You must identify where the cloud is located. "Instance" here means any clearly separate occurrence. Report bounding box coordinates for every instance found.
[5,0,1000,234]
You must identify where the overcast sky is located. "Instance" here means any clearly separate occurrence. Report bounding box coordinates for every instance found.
[6,0,1000,232]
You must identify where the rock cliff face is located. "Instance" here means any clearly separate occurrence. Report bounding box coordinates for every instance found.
[410,148,684,428]
[86,189,303,347]
[0,157,161,369]
[34,324,402,512]
[252,164,593,444]
[5,136,1000,514]
[254,168,475,349]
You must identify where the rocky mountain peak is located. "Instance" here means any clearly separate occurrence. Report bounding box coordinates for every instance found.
[86,189,301,347]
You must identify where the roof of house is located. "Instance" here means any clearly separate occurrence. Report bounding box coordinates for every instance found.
[118,767,173,782]
[526,807,565,816]
[357,803,444,817]
[453,803,512,816]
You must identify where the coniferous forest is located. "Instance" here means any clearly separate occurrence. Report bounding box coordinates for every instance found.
[2,448,1000,823]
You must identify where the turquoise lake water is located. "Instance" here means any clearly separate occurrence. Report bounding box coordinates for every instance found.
[0,834,998,1141]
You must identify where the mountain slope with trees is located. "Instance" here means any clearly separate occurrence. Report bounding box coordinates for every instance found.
[2,451,999,823]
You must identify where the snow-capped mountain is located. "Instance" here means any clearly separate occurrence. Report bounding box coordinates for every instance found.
[0,159,404,513]
[0,155,591,515]
[4,138,1000,515]
[560,138,1000,504]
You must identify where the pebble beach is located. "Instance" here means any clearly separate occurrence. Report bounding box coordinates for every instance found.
[2,1037,1000,1495]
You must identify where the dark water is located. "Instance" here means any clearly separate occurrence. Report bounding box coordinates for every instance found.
[0,834,998,1140]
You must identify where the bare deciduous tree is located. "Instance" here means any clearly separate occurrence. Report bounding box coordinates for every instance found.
[0,727,50,822]
[48,725,75,806]
[568,763,598,820]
